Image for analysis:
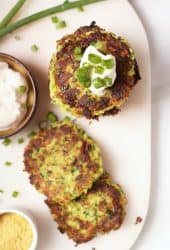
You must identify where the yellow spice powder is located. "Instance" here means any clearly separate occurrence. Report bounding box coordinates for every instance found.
[0,212,33,250]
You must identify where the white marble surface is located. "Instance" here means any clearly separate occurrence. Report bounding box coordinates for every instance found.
[130,1,170,249]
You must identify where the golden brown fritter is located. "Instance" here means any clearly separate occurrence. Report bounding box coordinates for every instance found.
[24,117,103,204]
[46,173,127,244]
[49,22,140,119]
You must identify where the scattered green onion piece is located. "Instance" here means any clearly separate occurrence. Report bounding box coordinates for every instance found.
[93,77,105,89]
[91,40,104,50]
[95,66,104,74]
[27,131,36,138]
[51,16,59,23]
[76,66,92,87]
[14,35,21,40]
[88,53,101,64]
[17,85,27,93]
[18,137,24,144]
[77,6,84,12]
[31,44,39,52]
[102,58,114,69]
[12,191,19,198]
[2,138,11,146]
[5,161,12,167]
[57,20,67,28]
[63,116,71,123]
[74,54,82,61]
[47,112,57,123]
[74,47,82,55]
[104,77,113,87]
[39,120,48,129]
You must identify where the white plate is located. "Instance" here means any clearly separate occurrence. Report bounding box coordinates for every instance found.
[0,0,151,249]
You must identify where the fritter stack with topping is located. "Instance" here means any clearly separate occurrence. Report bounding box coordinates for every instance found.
[49,22,140,119]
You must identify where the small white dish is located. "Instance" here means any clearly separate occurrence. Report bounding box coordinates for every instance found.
[0,208,38,250]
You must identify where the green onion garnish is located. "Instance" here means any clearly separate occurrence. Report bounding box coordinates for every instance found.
[57,20,67,28]
[102,58,114,69]
[77,6,84,12]
[76,66,92,87]
[5,161,12,167]
[27,131,36,138]
[74,47,82,55]
[93,77,105,89]
[104,77,112,87]
[47,112,57,123]
[17,85,27,93]
[14,35,21,40]
[88,53,101,64]
[31,44,39,52]
[12,191,19,198]
[95,66,104,74]
[2,138,11,146]
[51,16,59,23]
[18,137,24,144]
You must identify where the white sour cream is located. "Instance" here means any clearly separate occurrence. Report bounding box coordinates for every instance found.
[80,45,116,96]
[0,62,28,130]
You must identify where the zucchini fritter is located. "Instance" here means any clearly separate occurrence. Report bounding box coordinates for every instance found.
[46,173,127,244]
[49,22,140,119]
[24,117,103,204]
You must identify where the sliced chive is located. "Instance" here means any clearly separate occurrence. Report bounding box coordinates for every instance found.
[88,53,101,64]
[93,77,105,89]
[31,44,38,52]
[95,66,104,74]
[77,6,84,12]
[18,137,24,144]
[46,112,57,123]
[62,116,71,123]
[2,138,11,146]
[57,20,67,28]
[12,191,19,198]
[104,77,112,87]
[76,66,92,87]
[5,161,12,167]
[27,131,36,138]
[39,120,48,129]
[51,16,59,23]
[17,85,27,93]
[14,35,21,40]
[74,47,82,55]
[102,58,114,69]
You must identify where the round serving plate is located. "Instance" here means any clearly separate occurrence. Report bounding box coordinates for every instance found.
[0,1,151,249]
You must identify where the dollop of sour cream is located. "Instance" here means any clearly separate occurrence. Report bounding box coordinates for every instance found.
[80,45,116,96]
[0,62,28,130]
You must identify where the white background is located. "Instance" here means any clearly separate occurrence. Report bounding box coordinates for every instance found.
[130,1,170,250]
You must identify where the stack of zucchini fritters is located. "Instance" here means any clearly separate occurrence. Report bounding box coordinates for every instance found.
[24,117,127,244]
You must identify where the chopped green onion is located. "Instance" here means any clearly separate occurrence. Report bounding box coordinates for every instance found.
[14,35,21,40]
[63,116,71,123]
[18,137,24,144]
[47,112,57,123]
[17,85,27,93]
[76,66,92,87]
[12,191,19,198]
[77,6,84,12]
[0,189,4,193]
[27,131,36,138]
[88,53,101,64]
[74,47,82,55]
[57,20,67,28]
[2,138,11,146]
[51,16,59,23]
[93,77,105,89]
[91,40,104,50]
[5,161,12,167]
[95,66,104,74]
[74,54,82,61]
[39,120,48,129]
[31,44,39,52]
[104,77,112,87]
[102,58,114,69]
